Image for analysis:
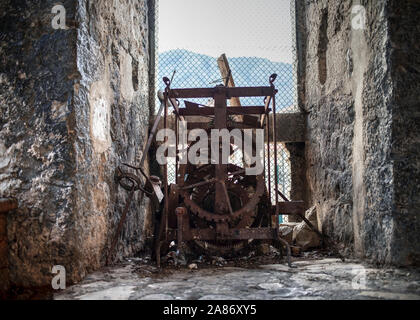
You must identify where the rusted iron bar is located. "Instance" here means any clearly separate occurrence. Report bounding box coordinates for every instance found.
[184,100,244,109]
[107,186,137,265]
[271,75,279,235]
[179,105,269,116]
[260,95,273,127]
[175,115,179,180]
[169,86,275,99]
[173,227,277,241]
[176,207,188,252]
[266,106,271,206]
[163,77,185,122]
[214,91,229,215]
[163,80,170,246]
[187,122,256,130]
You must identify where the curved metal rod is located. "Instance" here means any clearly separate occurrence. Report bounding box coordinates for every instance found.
[163,76,171,88]
[180,178,216,190]
[269,73,277,85]
[277,237,295,268]
[107,185,136,265]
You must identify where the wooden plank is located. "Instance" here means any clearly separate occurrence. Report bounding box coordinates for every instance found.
[217,53,241,106]
[169,86,275,99]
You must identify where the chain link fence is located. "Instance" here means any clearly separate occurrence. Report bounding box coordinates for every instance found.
[156,0,297,206]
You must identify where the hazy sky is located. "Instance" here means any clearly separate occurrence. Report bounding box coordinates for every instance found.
[158,0,293,63]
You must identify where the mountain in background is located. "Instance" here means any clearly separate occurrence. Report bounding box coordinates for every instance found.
[158,49,295,109]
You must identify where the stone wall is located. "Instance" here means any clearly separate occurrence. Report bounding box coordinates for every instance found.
[299,0,355,247]
[0,0,153,288]
[298,0,419,266]
[386,0,420,265]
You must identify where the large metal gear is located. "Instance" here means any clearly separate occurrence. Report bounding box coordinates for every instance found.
[173,134,270,255]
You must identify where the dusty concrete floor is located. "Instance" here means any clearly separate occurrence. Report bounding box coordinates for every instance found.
[54,255,420,300]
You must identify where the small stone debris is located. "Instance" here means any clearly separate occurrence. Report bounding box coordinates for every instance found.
[211,256,227,266]
[188,263,198,270]
[257,243,271,255]
[291,246,302,256]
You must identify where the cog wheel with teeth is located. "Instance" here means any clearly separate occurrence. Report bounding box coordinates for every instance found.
[176,161,270,255]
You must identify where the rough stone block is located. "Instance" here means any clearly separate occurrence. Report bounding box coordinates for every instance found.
[293,206,320,250]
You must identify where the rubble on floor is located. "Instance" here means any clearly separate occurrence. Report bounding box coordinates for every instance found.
[54,253,420,300]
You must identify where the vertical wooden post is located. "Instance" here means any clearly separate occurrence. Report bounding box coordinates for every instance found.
[217,54,241,106]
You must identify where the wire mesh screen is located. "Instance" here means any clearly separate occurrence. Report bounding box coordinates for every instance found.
[157,0,297,199]
[265,143,291,202]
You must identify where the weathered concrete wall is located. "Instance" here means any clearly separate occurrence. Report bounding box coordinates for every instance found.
[298,0,419,265]
[0,0,153,288]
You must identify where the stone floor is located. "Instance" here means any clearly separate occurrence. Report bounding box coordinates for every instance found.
[54,257,420,300]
